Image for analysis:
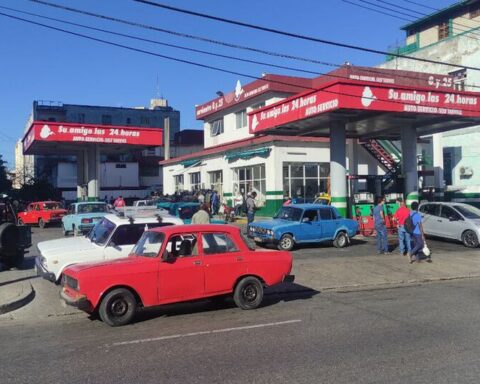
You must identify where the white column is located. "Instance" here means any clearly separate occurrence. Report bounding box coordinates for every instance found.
[432,133,444,200]
[76,150,86,201]
[401,126,418,206]
[330,121,348,217]
[87,145,100,200]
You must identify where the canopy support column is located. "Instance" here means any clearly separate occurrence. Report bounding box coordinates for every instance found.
[330,121,347,217]
[401,126,418,207]
[87,145,100,201]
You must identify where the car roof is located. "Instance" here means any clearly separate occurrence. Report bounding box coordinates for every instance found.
[288,203,333,209]
[33,201,61,204]
[420,202,472,207]
[102,213,183,225]
[149,224,241,235]
[74,201,106,205]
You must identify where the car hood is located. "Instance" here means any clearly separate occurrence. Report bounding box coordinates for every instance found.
[38,236,97,257]
[250,219,298,230]
[67,255,144,274]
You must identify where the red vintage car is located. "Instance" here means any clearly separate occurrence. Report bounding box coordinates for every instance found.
[17,201,67,228]
[61,224,294,326]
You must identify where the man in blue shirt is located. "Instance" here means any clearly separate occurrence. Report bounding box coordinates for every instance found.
[409,201,425,263]
[373,196,389,254]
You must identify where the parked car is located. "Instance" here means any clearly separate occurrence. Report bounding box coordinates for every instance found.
[0,196,31,268]
[161,202,226,224]
[419,202,480,248]
[36,212,183,283]
[62,201,109,236]
[17,201,67,228]
[60,224,294,326]
[133,199,157,207]
[248,204,358,251]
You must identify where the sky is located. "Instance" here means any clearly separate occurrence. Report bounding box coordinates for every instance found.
[0,0,457,166]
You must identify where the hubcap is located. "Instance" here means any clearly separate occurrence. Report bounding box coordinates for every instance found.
[465,232,477,247]
[243,284,257,303]
[110,298,128,317]
[281,238,292,249]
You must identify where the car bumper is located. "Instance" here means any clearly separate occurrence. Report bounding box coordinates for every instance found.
[283,274,295,283]
[35,256,56,282]
[47,217,64,223]
[60,289,93,312]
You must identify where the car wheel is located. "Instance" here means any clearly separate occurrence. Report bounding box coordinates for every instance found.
[233,276,264,310]
[99,288,137,327]
[333,232,348,248]
[462,230,479,248]
[72,224,77,236]
[38,218,45,229]
[277,234,294,251]
[63,226,69,236]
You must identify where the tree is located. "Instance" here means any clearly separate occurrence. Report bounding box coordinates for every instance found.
[0,155,12,194]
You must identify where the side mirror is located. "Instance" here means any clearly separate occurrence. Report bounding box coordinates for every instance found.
[161,249,173,262]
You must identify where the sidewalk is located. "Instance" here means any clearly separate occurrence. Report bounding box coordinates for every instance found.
[0,265,36,315]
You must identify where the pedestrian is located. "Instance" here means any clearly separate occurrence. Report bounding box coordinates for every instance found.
[246,191,257,224]
[191,203,211,224]
[393,198,411,257]
[197,191,205,204]
[211,190,220,215]
[409,201,427,263]
[283,197,292,206]
[233,191,244,216]
[109,196,115,205]
[373,196,389,254]
[113,195,126,208]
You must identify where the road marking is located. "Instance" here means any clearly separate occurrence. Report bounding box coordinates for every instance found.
[110,319,302,347]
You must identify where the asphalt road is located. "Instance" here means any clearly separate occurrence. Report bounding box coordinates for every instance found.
[1,278,480,384]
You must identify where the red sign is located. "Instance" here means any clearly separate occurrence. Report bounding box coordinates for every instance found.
[249,82,480,133]
[23,122,163,152]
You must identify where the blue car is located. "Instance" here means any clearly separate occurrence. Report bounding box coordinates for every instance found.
[62,202,109,236]
[248,204,359,251]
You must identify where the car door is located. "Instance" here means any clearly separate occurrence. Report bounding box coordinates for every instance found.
[103,224,144,260]
[202,232,247,295]
[297,209,321,242]
[419,203,441,236]
[437,205,467,240]
[157,233,204,303]
[319,207,337,240]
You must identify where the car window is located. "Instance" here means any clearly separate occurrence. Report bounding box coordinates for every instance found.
[303,209,318,222]
[454,205,480,219]
[131,231,165,257]
[68,205,75,214]
[78,203,107,214]
[165,234,198,257]
[202,233,239,255]
[422,204,440,216]
[440,206,461,220]
[274,206,303,221]
[319,208,332,220]
[110,223,170,246]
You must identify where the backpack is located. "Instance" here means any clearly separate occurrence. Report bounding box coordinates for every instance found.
[404,213,416,235]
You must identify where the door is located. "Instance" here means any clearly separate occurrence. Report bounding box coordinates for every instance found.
[419,203,441,236]
[437,205,468,240]
[158,233,204,303]
[202,232,246,295]
[297,209,322,242]
[319,207,337,239]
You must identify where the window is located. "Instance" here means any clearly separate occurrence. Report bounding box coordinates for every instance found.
[440,206,461,221]
[77,113,85,123]
[209,170,223,193]
[68,205,75,214]
[235,109,247,129]
[302,209,318,222]
[470,5,480,18]
[78,203,107,214]
[450,68,467,91]
[110,223,172,247]
[283,162,330,199]
[319,208,332,220]
[202,233,238,255]
[420,204,440,216]
[115,164,127,169]
[131,231,165,257]
[165,234,198,258]
[210,119,224,136]
[174,175,184,192]
[250,102,265,111]
[233,164,266,200]
[190,172,201,191]
[438,21,450,40]
[102,114,112,125]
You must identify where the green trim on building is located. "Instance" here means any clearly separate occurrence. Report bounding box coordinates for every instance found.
[266,191,284,195]
[257,198,283,217]
[331,196,348,202]
[223,192,233,197]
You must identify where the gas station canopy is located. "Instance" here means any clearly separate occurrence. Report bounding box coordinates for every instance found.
[22,121,163,156]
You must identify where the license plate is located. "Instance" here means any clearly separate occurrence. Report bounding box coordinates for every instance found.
[254,237,263,242]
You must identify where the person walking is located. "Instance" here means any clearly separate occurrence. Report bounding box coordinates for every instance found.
[373,196,389,254]
[409,201,426,263]
[113,195,126,208]
[191,203,210,224]
[211,190,220,215]
[393,198,411,257]
[233,191,244,216]
[246,191,257,224]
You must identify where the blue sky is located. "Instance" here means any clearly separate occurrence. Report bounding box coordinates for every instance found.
[0,0,456,166]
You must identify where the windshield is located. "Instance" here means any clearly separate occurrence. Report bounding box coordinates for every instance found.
[44,202,61,210]
[454,205,480,219]
[87,218,116,246]
[78,203,107,214]
[131,231,165,257]
[178,206,199,220]
[274,206,303,221]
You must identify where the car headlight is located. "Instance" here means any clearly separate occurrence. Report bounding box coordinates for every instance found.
[65,275,79,290]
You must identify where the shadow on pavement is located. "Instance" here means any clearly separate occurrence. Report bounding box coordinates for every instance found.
[0,275,40,287]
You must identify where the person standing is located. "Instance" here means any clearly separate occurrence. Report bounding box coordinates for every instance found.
[113,195,126,208]
[233,191,244,216]
[409,201,425,263]
[373,196,389,254]
[246,191,257,224]
[211,190,220,215]
[393,198,411,257]
[191,203,210,224]
[197,191,205,204]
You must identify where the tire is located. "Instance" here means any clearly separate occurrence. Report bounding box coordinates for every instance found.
[277,234,294,251]
[4,249,24,269]
[72,224,77,236]
[462,230,479,248]
[98,288,137,327]
[333,232,348,248]
[0,223,19,254]
[233,276,264,310]
[38,218,45,229]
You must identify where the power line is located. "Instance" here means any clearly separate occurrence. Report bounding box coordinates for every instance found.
[2,10,480,115]
[357,0,420,20]
[132,0,480,71]
[26,0,477,90]
[342,0,412,21]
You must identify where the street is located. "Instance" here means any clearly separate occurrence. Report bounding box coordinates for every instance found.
[1,226,480,383]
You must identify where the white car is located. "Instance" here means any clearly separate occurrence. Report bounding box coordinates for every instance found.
[35,213,183,283]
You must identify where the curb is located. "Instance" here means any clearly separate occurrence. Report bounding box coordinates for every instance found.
[0,282,35,315]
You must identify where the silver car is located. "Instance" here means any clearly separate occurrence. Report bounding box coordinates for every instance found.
[419,202,480,248]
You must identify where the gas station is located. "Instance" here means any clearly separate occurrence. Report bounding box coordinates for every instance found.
[248,69,480,218]
[22,121,163,201]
